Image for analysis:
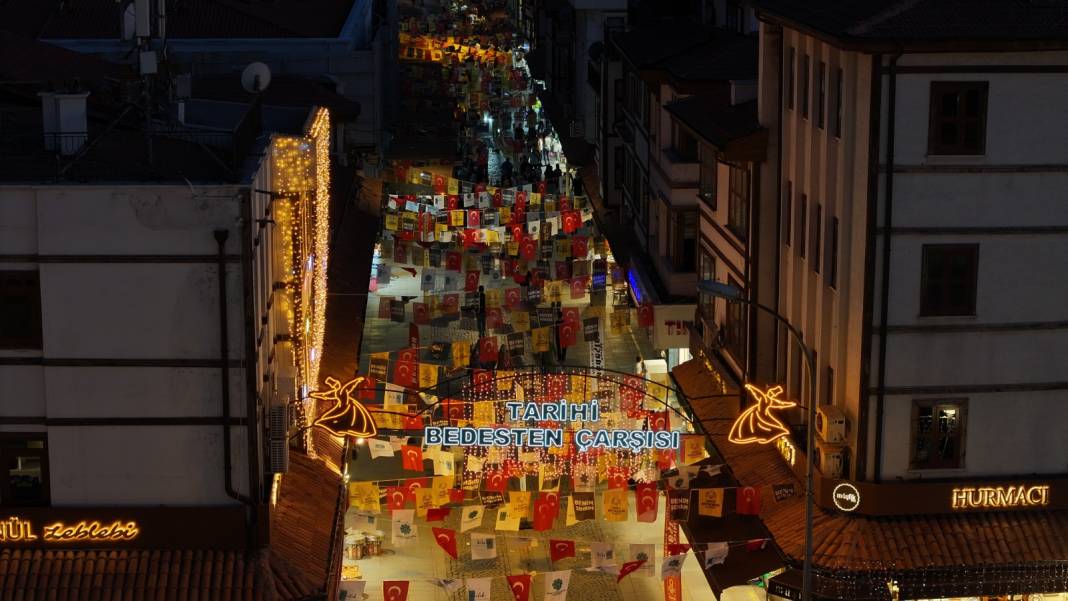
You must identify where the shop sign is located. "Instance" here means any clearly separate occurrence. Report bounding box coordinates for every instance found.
[832,482,861,512]
[423,400,680,452]
[0,517,140,543]
[650,304,696,349]
[951,484,1050,511]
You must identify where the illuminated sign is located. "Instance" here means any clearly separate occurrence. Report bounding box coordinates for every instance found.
[951,485,1050,510]
[0,517,140,543]
[728,384,796,445]
[832,482,861,512]
[311,376,378,438]
[776,436,796,466]
[423,400,680,453]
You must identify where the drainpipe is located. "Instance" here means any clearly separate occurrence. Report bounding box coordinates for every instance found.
[215,229,251,506]
[239,190,264,545]
[873,49,902,482]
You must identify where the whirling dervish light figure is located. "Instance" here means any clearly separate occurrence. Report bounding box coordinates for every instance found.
[311,376,378,438]
[728,384,796,445]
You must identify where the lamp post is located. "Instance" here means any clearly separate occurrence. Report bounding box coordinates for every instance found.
[697,280,817,601]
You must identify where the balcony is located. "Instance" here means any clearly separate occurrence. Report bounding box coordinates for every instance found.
[658,146,699,187]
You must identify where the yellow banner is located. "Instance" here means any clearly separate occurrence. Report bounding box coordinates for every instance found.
[348,482,380,514]
[509,491,531,519]
[419,363,438,389]
[452,343,470,369]
[697,488,725,517]
[432,475,455,506]
[499,207,511,224]
[472,401,495,426]
[681,435,707,465]
[450,210,466,227]
[495,503,521,531]
[532,327,551,353]
[603,489,628,522]
[512,311,530,332]
[485,289,501,308]
[447,177,459,195]
[384,214,399,231]
[414,488,433,518]
[506,241,519,256]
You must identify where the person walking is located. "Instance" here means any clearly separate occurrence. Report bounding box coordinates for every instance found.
[635,355,646,377]
[477,285,487,337]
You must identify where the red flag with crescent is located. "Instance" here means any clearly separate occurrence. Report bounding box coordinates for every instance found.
[562,307,580,325]
[549,539,575,562]
[515,191,527,209]
[536,180,547,195]
[484,469,507,492]
[403,477,431,502]
[413,302,429,325]
[569,276,588,299]
[398,347,419,363]
[386,486,407,509]
[507,574,532,601]
[558,322,576,348]
[467,209,481,228]
[554,260,571,280]
[510,223,525,240]
[736,486,762,515]
[607,467,628,490]
[486,308,503,330]
[358,376,376,401]
[504,287,521,309]
[431,527,457,558]
[520,236,538,260]
[393,360,417,388]
[427,508,451,522]
[618,559,646,582]
[433,175,446,193]
[493,189,503,207]
[649,410,670,432]
[545,374,567,399]
[465,270,481,292]
[383,581,409,601]
[446,195,459,210]
[475,183,486,194]
[443,293,460,315]
[401,445,423,471]
[446,251,462,272]
[440,398,465,421]
[472,369,493,394]
[572,235,588,259]
[636,481,659,522]
[511,205,526,224]
[559,196,572,211]
[479,336,498,363]
[448,488,466,504]
[532,497,555,531]
[403,413,423,430]
[638,303,655,327]
[539,491,561,512]
[562,210,580,234]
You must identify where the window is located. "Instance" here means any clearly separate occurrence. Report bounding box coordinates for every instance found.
[725,276,747,364]
[816,61,826,129]
[699,146,717,209]
[920,244,978,316]
[827,216,839,288]
[697,249,716,319]
[834,67,843,138]
[927,82,988,155]
[798,194,807,258]
[783,181,792,246]
[0,271,42,350]
[726,1,743,32]
[671,211,698,272]
[812,203,822,273]
[786,48,795,110]
[824,366,834,405]
[1,434,49,506]
[911,400,966,470]
[671,120,698,162]
[727,164,750,241]
[614,146,625,188]
[801,54,810,119]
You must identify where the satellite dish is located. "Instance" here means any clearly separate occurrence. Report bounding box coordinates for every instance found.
[241,62,272,93]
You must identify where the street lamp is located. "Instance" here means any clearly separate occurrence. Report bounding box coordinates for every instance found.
[696,280,817,601]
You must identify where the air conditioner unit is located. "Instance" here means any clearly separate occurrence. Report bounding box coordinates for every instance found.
[816,405,848,444]
[814,440,845,479]
[267,405,290,474]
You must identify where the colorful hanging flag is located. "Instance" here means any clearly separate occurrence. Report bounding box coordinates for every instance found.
[418,362,438,389]
[509,491,532,519]
[680,435,706,465]
[549,539,575,562]
[630,543,656,576]
[746,538,769,552]
[470,533,497,559]
[479,336,499,362]
[483,469,507,492]
[697,488,725,517]
[465,577,493,601]
[572,492,595,521]
[401,445,424,471]
[702,542,730,568]
[637,303,655,327]
[392,359,418,388]
[431,527,457,558]
[635,482,659,522]
[617,559,646,582]
[736,486,762,515]
[558,321,577,348]
[460,504,484,532]
[369,438,394,458]
[385,486,406,510]
[403,477,430,502]
[543,570,571,600]
[414,488,433,518]
[495,503,521,531]
[532,496,555,531]
[661,554,687,579]
[590,542,615,568]
[507,574,532,601]
[383,581,409,601]
[391,509,416,546]
[603,488,628,522]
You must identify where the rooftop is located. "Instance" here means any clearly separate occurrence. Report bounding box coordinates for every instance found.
[658,33,758,82]
[751,0,1068,47]
[665,98,763,149]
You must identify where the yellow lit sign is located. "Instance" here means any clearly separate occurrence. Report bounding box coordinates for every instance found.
[0,517,140,543]
[311,376,379,438]
[728,384,796,445]
[951,485,1050,510]
[776,436,796,466]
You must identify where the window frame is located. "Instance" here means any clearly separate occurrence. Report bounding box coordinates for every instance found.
[827,215,839,288]
[798,194,807,259]
[727,163,750,242]
[909,399,967,471]
[812,203,822,273]
[833,67,843,138]
[725,275,747,365]
[670,210,698,273]
[0,432,50,507]
[816,61,826,129]
[920,244,979,317]
[786,47,796,111]
[927,81,989,156]
[0,270,43,350]
[698,145,717,209]
[783,180,792,246]
[801,54,810,119]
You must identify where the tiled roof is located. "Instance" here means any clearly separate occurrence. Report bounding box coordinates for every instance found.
[666,98,762,148]
[659,33,758,82]
[751,0,1068,43]
[0,0,357,40]
[0,548,317,601]
[672,358,1068,572]
[271,450,344,593]
[612,19,713,68]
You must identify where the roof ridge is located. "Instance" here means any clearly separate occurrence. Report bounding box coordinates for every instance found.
[845,0,927,36]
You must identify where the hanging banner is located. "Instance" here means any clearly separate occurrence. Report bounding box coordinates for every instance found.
[603,488,628,522]
[572,492,595,521]
[651,304,696,349]
[664,509,682,601]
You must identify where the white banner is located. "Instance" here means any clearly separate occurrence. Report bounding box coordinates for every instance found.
[543,570,571,600]
[651,304,696,349]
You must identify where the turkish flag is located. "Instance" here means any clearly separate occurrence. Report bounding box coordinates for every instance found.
[520,236,538,260]
[461,229,479,248]
[440,398,465,421]
[398,347,419,363]
[358,376,377,401]
[403,413,423,430]
[443,293,460,315]
[554,261,571,280]
[558,322,576,348]
[466,209,481,228]
[636,482,659,522]
[483,469,507,492]
[475,183,486,195]
[563,210,582,234]
[433,175,446,193]
[515,191,527,209]
[736,486,762,515]
[510,223,525,240]
[657,449,675,471]
[413,302,429,325]
[403,478,431,502]
[507,574,532,601]
[649,410,670,432]
[607,468,628,490]
[532,497,555,531]
[504,287,521,309]
[539,491,561,512]
[465,270,481,292]
[447,195,459,210]
[393,242,407,264]
[431,527,457,558]
[572,235,588,259]
[479,336,498,362]
[511,206,526,225]
[536,180,546,194]
[486,308,503,330]
[545,374,567,399]
[502,258,515,278]
[559,196,572,211]
[427,508,451,522]
[562,307,580,324]
[383,581,409,601]
[393,360,417,388]
[386,486,407,509]
[493,189,503,207]
[549,539,575,562]
[401,445,424,471]
[666,543,691,556]
[618,559,646,582]
[637,303,655,327]
[472,369,493,394]
[746,538,769,552]
[569,276,588,299]
[446,251,462,272]
[397,229,415,242]
[448,488,466,504]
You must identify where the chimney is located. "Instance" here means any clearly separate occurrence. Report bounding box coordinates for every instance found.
[40,91,90,156]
